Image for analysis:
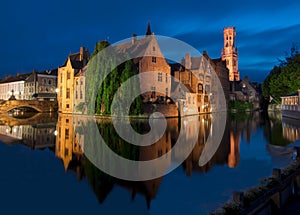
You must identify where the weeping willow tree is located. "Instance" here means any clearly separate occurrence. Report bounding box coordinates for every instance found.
[85,40,143,116]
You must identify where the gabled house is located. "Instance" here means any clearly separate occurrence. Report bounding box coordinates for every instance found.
[230,76,260,110]
[57,47,90,113]
[173,53,212,114]
[24,69,57,101]
[114,23,171,103]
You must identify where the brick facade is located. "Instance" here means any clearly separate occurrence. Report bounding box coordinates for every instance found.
[222,27,240,81]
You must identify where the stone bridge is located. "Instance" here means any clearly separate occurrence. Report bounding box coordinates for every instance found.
[0,100,58,113]
[0,112,57,126]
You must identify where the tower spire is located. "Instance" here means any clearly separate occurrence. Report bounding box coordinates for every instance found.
[146,21,152,36]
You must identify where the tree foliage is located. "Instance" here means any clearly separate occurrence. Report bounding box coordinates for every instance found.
[85,40,143,116]
[262,45,300,103]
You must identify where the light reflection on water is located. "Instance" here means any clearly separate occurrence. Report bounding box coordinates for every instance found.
[0,111,299,214]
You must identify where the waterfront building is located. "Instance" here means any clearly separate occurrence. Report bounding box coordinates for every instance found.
[57,47,90,113]
[24,69,58,101]
[281,90,300,119]
[114,22,171,103]
[230,77,260,110]
[222,27,240,81]
[0,73,30,100]
[74,66,86,113]
[210,56,230,105]
[173,53,213,114]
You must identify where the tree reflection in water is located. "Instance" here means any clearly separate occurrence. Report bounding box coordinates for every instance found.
[0,111,299,210]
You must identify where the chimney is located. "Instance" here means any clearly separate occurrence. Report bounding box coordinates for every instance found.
[203,50,209,60]
[185,53,191,70]
[132,34,137,44]
[79,46,85,61]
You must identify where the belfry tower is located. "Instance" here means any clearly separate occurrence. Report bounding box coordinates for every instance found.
[222,27,240,81]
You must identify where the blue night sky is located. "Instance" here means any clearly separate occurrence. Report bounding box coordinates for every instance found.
[1,0,300,83]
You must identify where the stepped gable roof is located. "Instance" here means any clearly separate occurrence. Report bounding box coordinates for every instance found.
[181,56,208,70]
[191,57,201,70]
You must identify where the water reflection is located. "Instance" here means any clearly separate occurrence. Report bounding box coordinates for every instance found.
[0,113,57,148]
[0,111,299,212]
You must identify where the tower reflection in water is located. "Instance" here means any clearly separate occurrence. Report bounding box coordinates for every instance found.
[54,113,238,207]
[1,111,297,209]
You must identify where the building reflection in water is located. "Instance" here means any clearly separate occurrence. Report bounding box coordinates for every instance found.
[54,113,246,207]
[0,113,56,148]
[0,111,289,210]
[282,117,300,142]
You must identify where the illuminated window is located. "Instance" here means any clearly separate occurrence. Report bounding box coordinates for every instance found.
[65,129,69,139]
[198,84,203,94]
[66,88,70,99]
[158,72,162,82]
[151,86,156,98]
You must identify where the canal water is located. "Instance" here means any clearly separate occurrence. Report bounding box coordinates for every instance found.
[0,111,299,215]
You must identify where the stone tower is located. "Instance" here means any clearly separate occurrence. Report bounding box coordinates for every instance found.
[222,27,240,81]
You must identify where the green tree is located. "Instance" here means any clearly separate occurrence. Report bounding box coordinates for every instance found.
[262,45,300,103]
[87,40,143,115]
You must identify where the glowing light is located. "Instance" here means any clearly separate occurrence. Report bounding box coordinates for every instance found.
[54,130,58,136]
[55,88,59,93]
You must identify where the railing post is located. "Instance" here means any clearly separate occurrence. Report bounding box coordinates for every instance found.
[233,191,244,207]
[294,147,300,161]
[273,168,282,181]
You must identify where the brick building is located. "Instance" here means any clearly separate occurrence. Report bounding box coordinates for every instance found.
[173,53,212,114]
[114,23,171,102]
[222,27,240,81]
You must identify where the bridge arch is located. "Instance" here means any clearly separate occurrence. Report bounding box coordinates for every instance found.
[0,100,57,113]
[7,106,41,113]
